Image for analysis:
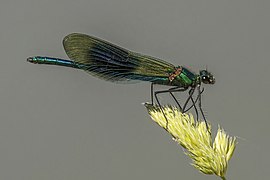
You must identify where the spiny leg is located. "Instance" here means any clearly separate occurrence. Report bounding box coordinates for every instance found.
[154,90,170,130]
[151,83,154,105]
[191,96,199,122]
[169,87,204,120]
[167,86,188,111]
[183,90,199,122]
[154,87,188,129]
[197,86,210,131]
[183,88,205,122]
[151,83,186,111]
[180,87,209,131]
[169,91,182,111]
[182,88,196,113]
[184,87,204,112]
[155,86,188,112]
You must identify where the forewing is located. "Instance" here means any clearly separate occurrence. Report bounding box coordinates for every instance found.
[63,33,175,83]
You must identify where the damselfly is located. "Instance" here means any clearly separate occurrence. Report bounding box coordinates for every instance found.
[27,33,215,129]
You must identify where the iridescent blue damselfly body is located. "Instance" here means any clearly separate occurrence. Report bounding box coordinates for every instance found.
[27,33,215,129]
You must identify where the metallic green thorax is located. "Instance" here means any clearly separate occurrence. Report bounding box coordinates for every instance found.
[170,67,198,87]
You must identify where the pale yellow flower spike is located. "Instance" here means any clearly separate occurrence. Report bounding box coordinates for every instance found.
[145,103,236,180]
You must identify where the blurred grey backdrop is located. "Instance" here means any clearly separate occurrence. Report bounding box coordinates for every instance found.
[0,0,269,179]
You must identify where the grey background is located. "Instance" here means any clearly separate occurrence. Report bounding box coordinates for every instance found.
[0,0,269,179]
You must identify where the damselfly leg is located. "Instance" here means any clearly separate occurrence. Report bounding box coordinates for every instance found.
[197,86,209,130]
[150,83,209,131]
[151,83,194,129]
[183,86,210,131]
[151,83,188,111]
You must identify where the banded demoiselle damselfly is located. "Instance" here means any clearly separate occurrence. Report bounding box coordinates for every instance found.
[27,33,215,129]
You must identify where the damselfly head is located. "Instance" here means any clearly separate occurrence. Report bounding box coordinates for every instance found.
[199,70,215,84]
